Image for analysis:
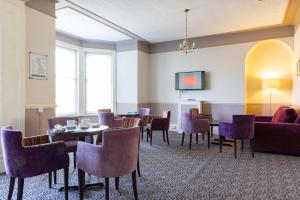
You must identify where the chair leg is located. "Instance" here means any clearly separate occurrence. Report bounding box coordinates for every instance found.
[78,168,85,200]
[17,178,24,200]
[48,172,52,188]
[73,152,76,169]
[234,139,237,159]
[115,177,119,190]
[54,171,57,184]
[137,158,141,177]
[207,131,210,149]
[150,130,152,146]
[196,133,198,144]
[219,135,223,153]
[105,178,109,200]
[166,130,170,145]
[162,130,166,142]
[250,139,255,158]
[8,177,15,200]
[241,139,244,152]
[189,134,192,150]
[181,132,185,146]
[132,170,139,200]
[141,126,144,140]
[64,167,69,200]
[146,129,149,142]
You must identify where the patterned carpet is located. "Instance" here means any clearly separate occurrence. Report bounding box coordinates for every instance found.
[1,132,300,200]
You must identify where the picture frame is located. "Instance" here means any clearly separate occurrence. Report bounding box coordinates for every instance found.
[29,51,48,80]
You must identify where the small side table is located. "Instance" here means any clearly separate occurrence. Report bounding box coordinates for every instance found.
[210,120,233,147]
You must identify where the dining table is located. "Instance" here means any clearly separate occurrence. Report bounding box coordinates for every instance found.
[48,125,108,192]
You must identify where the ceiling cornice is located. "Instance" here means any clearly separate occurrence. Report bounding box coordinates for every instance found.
[57,0,148,42]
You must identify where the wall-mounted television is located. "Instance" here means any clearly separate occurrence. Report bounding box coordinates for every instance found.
[175,71,205,90]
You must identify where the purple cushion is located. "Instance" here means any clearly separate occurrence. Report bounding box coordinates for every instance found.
[294,115,300,124]
[271,106,297,123]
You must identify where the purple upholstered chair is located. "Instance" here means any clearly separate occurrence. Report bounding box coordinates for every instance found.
[98,112,122,128]
[219,115,255,158]
[48,116,80,185]
[138,107,150,140]
[1,127,69,200]
[181,112,210,150]
[76,127,140,200]
[146,110,171,146]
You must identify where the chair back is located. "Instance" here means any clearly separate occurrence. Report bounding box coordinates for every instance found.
[48,116,79,129]
[98,108,111,113]
[162,110,171,129]
[181,112,192,132]
[189,108,200,117]
[138,108,150,118]
[101,127,140,177]
[122,118,140,128]
[98,112,115,127]
[1,127,24,177]
[48,116,79,141]
[232,115,255,139]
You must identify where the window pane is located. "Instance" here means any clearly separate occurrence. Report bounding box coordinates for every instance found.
[86,53,112,113]
[55,46,77,115]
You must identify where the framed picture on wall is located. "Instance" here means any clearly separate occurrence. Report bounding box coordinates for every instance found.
[298,59,300,77]
[29,51,48,80]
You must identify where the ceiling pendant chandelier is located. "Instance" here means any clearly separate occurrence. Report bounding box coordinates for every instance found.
[179,9,195,54]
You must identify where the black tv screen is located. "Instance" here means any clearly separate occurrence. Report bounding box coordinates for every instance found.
[175,71,205,90]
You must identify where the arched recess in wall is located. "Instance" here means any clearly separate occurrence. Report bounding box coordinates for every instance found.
[245,39,294,115]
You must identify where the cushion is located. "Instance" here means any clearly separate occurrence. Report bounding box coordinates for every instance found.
[271,106,297,123]
[294,115,300,124]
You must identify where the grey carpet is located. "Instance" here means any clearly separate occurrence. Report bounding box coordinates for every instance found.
[1,132,300,200]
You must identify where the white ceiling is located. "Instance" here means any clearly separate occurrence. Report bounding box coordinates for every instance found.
[65,0,289,43]
[56,7,131,42]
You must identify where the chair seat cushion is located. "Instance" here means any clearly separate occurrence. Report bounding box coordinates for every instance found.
[65,141,77,152]
[271,106,297,123]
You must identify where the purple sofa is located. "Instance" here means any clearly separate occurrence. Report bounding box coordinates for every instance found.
[254,106,300,156]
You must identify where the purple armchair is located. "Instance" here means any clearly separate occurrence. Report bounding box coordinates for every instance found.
[98,112,122,128]
[48,116,80,185]
[138,107,150,140]
[76,127,140,200]
[146,110,171,146]
[181,112,210,150]
[1,127,69,200]
[219,115,255,158]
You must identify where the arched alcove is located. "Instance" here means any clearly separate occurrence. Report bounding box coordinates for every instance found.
[245,39,294,115]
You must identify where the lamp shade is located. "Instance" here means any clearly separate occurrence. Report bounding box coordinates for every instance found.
[262,78,279,90]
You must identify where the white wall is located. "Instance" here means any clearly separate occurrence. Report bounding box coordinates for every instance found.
[116,50,138,113]
[0,0,26,173]
[149,37,293,105]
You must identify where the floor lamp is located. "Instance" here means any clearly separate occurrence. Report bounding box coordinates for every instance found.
[262,78,279,115]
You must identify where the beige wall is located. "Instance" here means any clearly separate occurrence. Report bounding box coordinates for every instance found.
[25,7,56,106]
[25,7,56,136]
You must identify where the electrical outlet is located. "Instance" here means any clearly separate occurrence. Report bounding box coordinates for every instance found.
[38,107,44,113]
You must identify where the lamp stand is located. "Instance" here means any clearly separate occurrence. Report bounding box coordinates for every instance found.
[269,88,272,116]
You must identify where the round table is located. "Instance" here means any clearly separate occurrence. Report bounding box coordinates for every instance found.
[48,126,108,192]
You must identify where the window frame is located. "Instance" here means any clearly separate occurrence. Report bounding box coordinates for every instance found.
[55,41,116,116]
[55,42,80,116]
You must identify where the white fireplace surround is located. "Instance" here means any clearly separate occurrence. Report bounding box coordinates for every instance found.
[177,100,203,132]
